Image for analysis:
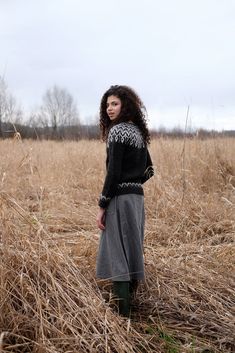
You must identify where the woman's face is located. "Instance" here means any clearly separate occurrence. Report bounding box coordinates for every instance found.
[106,95,122,121]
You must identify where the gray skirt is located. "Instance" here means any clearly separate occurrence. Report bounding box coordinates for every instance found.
[96,194,145,282]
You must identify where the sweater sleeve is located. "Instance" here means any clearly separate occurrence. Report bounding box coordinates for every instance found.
[98,140,125,208]
[141,149,154,184]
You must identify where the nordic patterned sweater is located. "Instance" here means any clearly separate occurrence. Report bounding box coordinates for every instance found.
[98,122,154,209]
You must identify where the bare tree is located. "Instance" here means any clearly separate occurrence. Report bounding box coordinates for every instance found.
[0,76,7,136]
[28,111,48,129]
[40,85,80,133]
[0,76,22,137]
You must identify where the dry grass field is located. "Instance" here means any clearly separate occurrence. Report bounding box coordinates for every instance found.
[0,137,234,353]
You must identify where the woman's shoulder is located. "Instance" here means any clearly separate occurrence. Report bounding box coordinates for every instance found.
[108,122,145,148]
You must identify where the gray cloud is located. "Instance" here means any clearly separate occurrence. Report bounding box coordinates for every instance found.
[0,0,234,129]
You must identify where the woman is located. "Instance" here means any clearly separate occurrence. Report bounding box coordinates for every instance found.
[96,85,154,317]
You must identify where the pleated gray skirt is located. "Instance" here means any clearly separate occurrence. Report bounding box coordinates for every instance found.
[96,194,145,282]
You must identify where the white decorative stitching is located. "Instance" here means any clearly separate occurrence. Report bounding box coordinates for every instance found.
[144,166,154,177]
[99,194,111,202]
[108,123,145,149]
[118,182,142,189]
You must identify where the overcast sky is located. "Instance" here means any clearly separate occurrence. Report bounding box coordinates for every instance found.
[0,0,235,130]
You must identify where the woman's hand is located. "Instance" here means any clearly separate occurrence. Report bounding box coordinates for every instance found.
[97,207,106,230]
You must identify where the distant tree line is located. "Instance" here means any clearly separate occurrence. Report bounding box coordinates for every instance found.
[0,76,234,140]
[151,127,235,139]
[0,121,99,140]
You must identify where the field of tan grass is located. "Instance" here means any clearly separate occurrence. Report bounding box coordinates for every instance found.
[0,137,234,353]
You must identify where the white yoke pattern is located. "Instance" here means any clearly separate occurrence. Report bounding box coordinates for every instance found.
[107,123,145,149]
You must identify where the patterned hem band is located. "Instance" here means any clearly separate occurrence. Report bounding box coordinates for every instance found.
[118,182,142,189]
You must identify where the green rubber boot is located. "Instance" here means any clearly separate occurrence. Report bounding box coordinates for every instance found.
[130,279,138,299]
[113,281,130,317]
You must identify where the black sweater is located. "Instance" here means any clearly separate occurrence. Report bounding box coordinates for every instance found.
[98,122,154,209]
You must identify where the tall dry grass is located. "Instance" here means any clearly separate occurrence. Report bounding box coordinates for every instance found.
[0,137,234,353]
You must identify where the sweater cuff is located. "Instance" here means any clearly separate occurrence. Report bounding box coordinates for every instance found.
[98,194,111,209]
[141,165,154,184]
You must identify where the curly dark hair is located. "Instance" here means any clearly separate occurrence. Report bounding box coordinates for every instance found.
[99,85,150,144]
